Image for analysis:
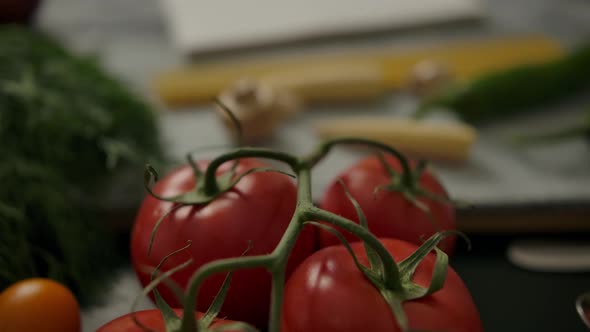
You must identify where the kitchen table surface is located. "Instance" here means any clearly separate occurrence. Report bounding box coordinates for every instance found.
[32,0,590,331]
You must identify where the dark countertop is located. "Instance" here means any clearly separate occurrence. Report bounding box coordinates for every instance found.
[452,234,590,332]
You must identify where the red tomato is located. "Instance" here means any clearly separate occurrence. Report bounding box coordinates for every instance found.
[0,278,80,332]
[131,158,315,328]
[319,154,456,253]
[97,309,239,332]
[281,238,483,332]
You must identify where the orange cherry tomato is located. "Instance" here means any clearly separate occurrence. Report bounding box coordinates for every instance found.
[0,278,81,332]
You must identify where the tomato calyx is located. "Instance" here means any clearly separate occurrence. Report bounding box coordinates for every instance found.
[143,97,255,206]
[373,153,458,220]
[131,240,259,332]
[144,157,285,205]
[307,136,459,221]
[314,181,469,332]
[143,157,294,256]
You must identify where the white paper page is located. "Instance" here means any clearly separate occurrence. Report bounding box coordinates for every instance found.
[159,0,485,53]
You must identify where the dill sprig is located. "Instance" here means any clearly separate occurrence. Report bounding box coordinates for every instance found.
[0,25,163,306]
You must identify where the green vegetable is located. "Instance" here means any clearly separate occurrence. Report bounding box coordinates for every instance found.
[417,43,590,122]
[0,26,163,305]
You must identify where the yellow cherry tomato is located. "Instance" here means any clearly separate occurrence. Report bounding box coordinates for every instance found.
[0,278,81,332]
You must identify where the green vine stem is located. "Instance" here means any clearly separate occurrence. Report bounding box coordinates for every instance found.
[202,147,299,196]
[305,137,415,187]
[156,137,459,332]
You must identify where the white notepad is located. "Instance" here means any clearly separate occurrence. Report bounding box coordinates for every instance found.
[159,0,485,54]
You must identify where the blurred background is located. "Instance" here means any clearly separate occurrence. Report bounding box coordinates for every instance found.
[1,0,590,331]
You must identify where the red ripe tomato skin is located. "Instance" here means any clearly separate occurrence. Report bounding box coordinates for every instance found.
[281,238,483,332]
[319,155,456,254]
[97,309,239,332]
[131,158,315,328]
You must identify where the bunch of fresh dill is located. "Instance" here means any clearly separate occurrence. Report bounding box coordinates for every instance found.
[0,25,163,306]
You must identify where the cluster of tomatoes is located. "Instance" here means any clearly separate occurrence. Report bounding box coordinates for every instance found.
[100,153,483,332]
[0,152,483,332]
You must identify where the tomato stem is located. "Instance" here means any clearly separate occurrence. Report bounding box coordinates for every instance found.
[382,291,409,330]
[202,148,299,196]
[181,255,274,332]
[214,98,245,147]
[268,269,286,332]
[304,137,415,181]
[307,207,405,294]
[265,167,313,330]
[293,165,313,205]
[265,215,302,330]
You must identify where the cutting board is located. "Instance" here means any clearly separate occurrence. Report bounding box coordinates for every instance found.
[159,0,485,54]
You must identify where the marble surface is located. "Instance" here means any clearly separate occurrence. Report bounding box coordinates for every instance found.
[38,0,590,207]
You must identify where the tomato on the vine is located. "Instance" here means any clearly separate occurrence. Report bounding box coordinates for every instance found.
[0,278,80,332]
[281,238,482,332]
[319,154,456,253]
[97,309,240,332]
[131,158,315,328]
